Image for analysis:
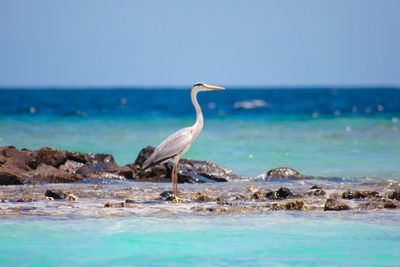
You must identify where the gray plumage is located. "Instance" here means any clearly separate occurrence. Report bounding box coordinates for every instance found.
[142,127,193,170]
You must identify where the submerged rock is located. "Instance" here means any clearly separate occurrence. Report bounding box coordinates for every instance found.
[257,167,305,180]
[342,190,380,199]
[324,198,350,211]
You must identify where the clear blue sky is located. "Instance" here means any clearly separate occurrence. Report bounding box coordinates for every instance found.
[0,0,399,87]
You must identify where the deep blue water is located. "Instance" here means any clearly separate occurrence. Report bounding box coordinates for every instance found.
[1,88,399,117]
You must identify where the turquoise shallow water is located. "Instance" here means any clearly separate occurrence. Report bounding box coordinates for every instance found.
[1,212,400,267]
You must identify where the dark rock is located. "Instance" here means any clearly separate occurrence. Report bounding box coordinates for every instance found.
[310,185,322,190]
[257,167,305,180]
[194,192,214,202]
[35,147,67,168]
[267,187,293,199]
[45,189,67,199]
[136,146,244,183]
[251,190,265,200]
[0,145,243,185]
[0,146,130,185]
[125,199,136,203]
[178,159,243,182]
[104,202,136,208]
[160,190,174,201]
[383,202,398,209]
[387,189,400,201]
[307,189,326,196]
[276,187,293,198]
[324,198,350,211]
[134,146,155,167]
[342,191,380,199]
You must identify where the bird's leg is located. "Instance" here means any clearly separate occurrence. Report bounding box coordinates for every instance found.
[171,157,182,202]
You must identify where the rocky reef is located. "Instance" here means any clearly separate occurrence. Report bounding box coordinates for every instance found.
[1,145,399,217]
[0,146,244,186]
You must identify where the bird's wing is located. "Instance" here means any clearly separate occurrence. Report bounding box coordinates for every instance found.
[142,127,193,170]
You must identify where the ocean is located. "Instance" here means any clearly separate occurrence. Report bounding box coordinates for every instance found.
[0,88,399,179]
[1,88,400,266]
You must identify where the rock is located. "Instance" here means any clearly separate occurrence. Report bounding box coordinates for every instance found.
[104,202,137,208]
[251,190,265,200]
[34,147,67,168]
[0,145,243,185]
[266,187,293,199]
[310,185,322,190]
[160,190,174,201]
[285,200,307,210]
[66,193,79,201]
[307,189,326,196]
[194,192,214,202]
[387,189,400,201]
[136,146,244,183]
[45,189,67,199]
[324,198,350,211]
[383,202,398,209]
[125,199,135,203]
[257,167,305,180]
[0,146,132,185]
[342,190,380,199]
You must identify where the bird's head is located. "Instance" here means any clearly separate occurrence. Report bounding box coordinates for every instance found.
[192,82,225,91]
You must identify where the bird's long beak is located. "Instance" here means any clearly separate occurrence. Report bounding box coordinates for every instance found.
[204,84,225,90]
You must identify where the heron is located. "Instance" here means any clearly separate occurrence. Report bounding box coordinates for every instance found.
[142,83,225,201]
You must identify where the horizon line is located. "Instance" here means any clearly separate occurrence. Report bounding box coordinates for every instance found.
[0,84,399,90]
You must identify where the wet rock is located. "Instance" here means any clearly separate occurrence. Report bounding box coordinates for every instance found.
[45,189,67,199]
[66,193,79,201]
[136,146,244,183]
[266,187,293,199]
[324,198,350,211]
[271,200,307,211]
[257,167,305,180]
[0,146,131,185]
[251,190,265,200]
[34,147,67,168]
[310,185,322,190]
[104,202,137,208]
[342,190,380,199]
[383,201,398,209]
[194,192,215,202]
[307,189,326,196]
[160,190,174,201]
[387,189,400,201]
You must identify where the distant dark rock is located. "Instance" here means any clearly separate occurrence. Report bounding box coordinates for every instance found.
[324,198,350,211]
[45,189,67,199]
[307,189,326,196]
[266,187,293,199]
[310,185,322,190]
[257,167,305,180]
[387,189,400,201]
[160,190,174,201]
[342,190,380,199]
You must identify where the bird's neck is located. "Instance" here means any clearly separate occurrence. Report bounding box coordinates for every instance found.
[191,88,203,134]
